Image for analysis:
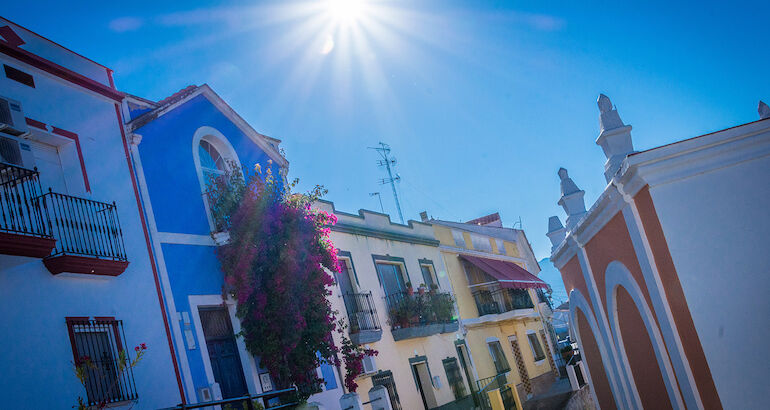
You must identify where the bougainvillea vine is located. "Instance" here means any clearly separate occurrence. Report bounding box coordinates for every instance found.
[211,161,374,400]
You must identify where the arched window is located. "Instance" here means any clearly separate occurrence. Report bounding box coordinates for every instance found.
[192,126,243,233]
[198,139,226,187]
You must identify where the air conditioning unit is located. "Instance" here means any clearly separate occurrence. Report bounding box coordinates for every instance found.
[0,95,29,137]
[362,353,377,374]
[0,134,35,168]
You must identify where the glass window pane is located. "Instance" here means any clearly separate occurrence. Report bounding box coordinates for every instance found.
[420,265,436,288]
[199,140,225,171]
[528,333,545,361]
[377,263,405,296]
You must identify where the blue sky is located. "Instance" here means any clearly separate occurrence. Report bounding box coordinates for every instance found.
[5,0,768,259]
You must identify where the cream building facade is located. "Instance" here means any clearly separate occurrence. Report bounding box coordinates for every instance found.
[314,201,474,410]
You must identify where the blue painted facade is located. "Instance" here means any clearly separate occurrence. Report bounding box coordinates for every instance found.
[126,85,343,407]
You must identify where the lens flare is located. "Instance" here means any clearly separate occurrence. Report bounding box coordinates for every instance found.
[327,0,363,25]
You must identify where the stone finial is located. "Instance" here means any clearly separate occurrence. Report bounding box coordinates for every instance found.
[598,93,613,113]
[596,93,634,182]
[558,168,580,196]
[546,216,566,251]
[759,101,770,120]
[557,168,586,231]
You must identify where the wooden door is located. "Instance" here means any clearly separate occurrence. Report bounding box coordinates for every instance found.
[199,307,248,399]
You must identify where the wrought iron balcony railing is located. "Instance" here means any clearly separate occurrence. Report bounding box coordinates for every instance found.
[342,292,381,333]
[0,163,50,238]
[40,189,127,261]
[472,287,533,317]
[537,288,553,309]
[384,290,456,330]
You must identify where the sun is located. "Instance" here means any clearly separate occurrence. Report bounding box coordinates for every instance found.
[327,0,364,25]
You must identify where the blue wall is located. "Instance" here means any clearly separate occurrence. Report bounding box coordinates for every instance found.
[135,91,284,399]
[136,93,280,235]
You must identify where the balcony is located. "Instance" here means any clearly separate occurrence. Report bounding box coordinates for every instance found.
[472,287,533,317]
[0,163,56,258]
[40,190,129,276]
[385,290,458,341]
[342,292,382,344]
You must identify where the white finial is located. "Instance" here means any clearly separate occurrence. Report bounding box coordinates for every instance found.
[759,101,770,120]
[558,168,580,196]
[598,94,613,113]
[546,216,566,252]
[596,93,634,182]
[557,168,586,231]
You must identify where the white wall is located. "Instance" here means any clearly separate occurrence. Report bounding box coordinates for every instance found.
[0,39,180,408]
[649,151,770,409]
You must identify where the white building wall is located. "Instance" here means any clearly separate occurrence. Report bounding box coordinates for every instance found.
[0,28,180,409]
[649,151,770,410]
[314,203,463,410]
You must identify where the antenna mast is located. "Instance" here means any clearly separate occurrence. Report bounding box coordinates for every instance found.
[368,142,404,223]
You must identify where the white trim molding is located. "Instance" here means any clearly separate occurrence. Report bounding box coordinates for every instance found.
[568,289,615,410]
[605,261,684,410]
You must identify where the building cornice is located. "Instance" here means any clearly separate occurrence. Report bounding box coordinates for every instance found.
[332,223,439,247]
[0,39,124,101]
[461,309,539,329]
[551,118,770,267]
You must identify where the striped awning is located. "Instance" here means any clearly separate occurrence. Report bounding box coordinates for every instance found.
[460,254,548,289]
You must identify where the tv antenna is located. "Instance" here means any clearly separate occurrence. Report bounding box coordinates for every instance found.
[369,192,384,213]
[368,142,404,223]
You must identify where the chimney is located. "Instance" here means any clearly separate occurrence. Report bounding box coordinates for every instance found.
[419,211,429,223]
[546,216,566,252]
[595,94,634,182]
[557,168,587,231]
[759,101,770,120]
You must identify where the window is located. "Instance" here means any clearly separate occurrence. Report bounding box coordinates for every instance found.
[198,139,227,186]
[527,332,546,362]
[4,64,35,87]
[452,230,466,248]
[487,341,510,374]
[193,129,244,233]
[495,239,506,255]
[375,262,407,297]
[470,233,492,252]
[66,318,138,406]
[442,358,467,399]
[372,370,402,410]
[419,261,438,289]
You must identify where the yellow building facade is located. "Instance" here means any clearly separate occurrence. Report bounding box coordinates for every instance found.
[431,218,561,406]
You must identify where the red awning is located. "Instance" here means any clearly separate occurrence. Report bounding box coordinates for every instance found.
[460,254,549,290]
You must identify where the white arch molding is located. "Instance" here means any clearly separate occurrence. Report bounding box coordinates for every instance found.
[568,289,623,410]
[191,126,244,232]
[605,261,685,410]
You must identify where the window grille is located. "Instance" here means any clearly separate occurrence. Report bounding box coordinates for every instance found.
[372,370,402,410]
[67,318,138,406]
